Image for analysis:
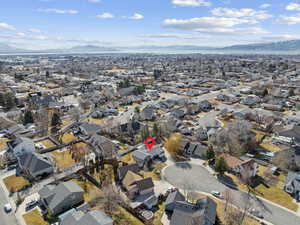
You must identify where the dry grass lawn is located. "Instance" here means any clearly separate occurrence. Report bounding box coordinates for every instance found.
[87,117,103,125]
[260,142,282,152]
[23,209,49,225]
[3,175,29,192]
[38,139,56,148]
[0,138,9,151]
[51,150,75,169]
[61,132,77,143]
[141,162,167,181]
[71,179,103,203]
[122,152,135,164]
[228,167,298,211]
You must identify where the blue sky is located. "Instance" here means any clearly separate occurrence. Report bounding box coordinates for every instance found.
[1,0,300,49]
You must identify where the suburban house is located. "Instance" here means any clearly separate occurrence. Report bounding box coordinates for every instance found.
[86,133,119,160]
[170,197,217,225]
[39,181,84,216]
[198,100,213,112]
[165,190,185,212]
[60,210,113,225]
[221,154,258,178]
[139,105,156,121]
[132,144,165,169]
[274,125,300,145]
[284,171,300,201]
[17,152,53,180]
[182,139,208,158]
[117,163,141,182]
[74,122,101,137]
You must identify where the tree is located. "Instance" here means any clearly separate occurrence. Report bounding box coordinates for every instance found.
[289,88,295,97]
[134,106,140,114]
[0,93,4,107]
[140,124,150,142]
[4,92,16,111]
[165,133,183,158]
[23,110,34,125]
[152,122,162,138]
[205,145,215,160]
[262,88,268,97]
[51,112,61,127]
[214,157,228,176]
[35,109,49,136]
[224,188,233,212]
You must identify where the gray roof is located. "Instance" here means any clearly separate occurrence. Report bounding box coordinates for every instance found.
[61,210,113,225]
[136,178,154,191]
[285,171,300,192]
[117,164,140,181]
[170,197,216,225]
[8,137,35,157]
[88,134,119,159]
[165,191,185,207]
[39,181,84,212]
[18,152,53,176]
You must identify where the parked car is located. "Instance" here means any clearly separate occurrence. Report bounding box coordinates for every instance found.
[7,164,17,171]
[211,191,223,199]
[250,208,264,219]
[4,203,12,213]
[25,200,38,211]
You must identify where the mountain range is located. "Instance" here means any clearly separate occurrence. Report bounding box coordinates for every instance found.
[2,40,300,54]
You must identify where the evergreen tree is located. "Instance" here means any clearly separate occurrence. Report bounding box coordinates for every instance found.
[215,157,228,176]
[4,92,15,111]
[152,122,161,138]
[23,110,34,125]
[262,88,268,97]
[141,124,150,141]
[0,93,4,107]
[205,146,215,160]
[289,88,295,97]
[51,112,61,127]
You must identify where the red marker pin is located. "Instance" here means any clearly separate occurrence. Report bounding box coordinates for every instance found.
[145,137,156,150]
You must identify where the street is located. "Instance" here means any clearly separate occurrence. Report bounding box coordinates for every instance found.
[0,184,18,225]
[163,163,300,225]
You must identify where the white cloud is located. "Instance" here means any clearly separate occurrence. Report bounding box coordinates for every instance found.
[286,3,300,11]
[29,28,42,33]
[276,14,300,24]
[129,13,144,20]
[196,27,269,35]
[39,8,79,14]
[0,22,16,30]
[140,33,202,39]
[211,8,272,20]
[260,4,271,9]
[171,0,211,7]
[163,17,257,31]
[262,34,300,41]
[87,0,101,3]
[96,13,114,19]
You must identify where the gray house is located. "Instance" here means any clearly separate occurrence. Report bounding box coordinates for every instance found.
[132,144,165,169]
[284,171,300,201]
[39,181,84,216]
[18,152,53,180]
[170,197,217,225]
[60,210,113,225]
[165,190,185,212]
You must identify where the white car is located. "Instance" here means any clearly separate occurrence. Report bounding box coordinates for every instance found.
[4,203,12,213]
[211,191,223,199]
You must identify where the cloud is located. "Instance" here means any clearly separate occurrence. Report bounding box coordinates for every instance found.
[163,17,257,31]
[140,33,203,39]
[260,4,271,9]
[129,13,144,20]
[96,13,114,19]
[286,3,300,11]
[29,28,42,33]
[0,22,16,30]
[196,27,269,35]
[262,34,300,41]
[87,0,101,3]
[211,8,272,20]
[171,0,211,7]
[276,14,300,24]
[39,8,79,14]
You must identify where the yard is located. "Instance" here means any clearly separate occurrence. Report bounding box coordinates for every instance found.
[23,209,49,225]
[71,179,103,203]
[122,152,135,164]
[87,117,103,125]
[228,166,298,211]
[260,142,282,152]
[37,139,56,149]
[153,203,165,225]
[113,206,144,225]
[0,138,9,151]
[60,132,77,143]
[141,162,167,181]
[51,150,76,169]
[3,174,29,192]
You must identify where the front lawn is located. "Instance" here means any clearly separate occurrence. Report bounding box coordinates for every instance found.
[260,142,282,152]
[0,138,9,151]
[37,139,56,148]
[60,132,77,143]
[23,209,49,225]
[153,203,165,225]
[71,179,103,203]
[51,150,75,169]
[122,152,134,164]
[3,175,30,192]
[141,162,167,181]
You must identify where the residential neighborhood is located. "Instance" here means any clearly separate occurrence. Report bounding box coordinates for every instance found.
[0,53,300,225]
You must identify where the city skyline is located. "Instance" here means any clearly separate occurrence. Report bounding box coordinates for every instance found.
[1,0,300,49]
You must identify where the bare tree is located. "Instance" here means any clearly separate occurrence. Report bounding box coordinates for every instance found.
[68,107,82,122]
[224,188,233,212]
[35,109,50,136]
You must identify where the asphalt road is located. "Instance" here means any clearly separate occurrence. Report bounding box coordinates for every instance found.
[0,184,18,225]
[164,163,300,225]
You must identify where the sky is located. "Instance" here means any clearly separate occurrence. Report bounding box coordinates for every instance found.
[1,0,300,49]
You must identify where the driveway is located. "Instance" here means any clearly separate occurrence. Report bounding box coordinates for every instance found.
[163,163,300,225]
